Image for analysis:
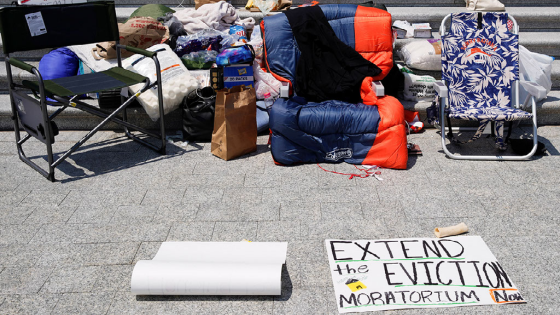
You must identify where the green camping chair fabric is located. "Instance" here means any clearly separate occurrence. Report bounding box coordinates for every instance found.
[0,1,167,181]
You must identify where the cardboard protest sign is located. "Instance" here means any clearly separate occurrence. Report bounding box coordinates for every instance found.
[325,236,525,313]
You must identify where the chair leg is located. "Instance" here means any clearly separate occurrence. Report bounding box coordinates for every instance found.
[441,116,538,161]
[505,121,514,143]
[120,91,166,154]
[51,94,151,169]
[155,73,166,154]
[157,96,166,155]
[10,91,57,181]
[446,114,454,139]
[39,93,56,181]
[44,121,56,182]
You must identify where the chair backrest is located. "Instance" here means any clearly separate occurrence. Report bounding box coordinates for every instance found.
[0,1,118,54]
[441,12,519,110]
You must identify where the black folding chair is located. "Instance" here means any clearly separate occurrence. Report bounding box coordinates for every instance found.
[0,1,166,181]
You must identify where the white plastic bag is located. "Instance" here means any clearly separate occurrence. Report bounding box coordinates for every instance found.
[248,27,280,99]
[400,66,437,101]
[250,27,274,132]
[519,44,553,102]
[465,0,505,11]
[248,26,264,66]
[189,69,211,87]
[253,61,281,99]
[393,20,414,38]
[123,44,199,121]
[253,0,278,16]
[399,39,442,71]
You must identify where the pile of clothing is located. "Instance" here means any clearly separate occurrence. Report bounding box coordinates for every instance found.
[38,1,282,121]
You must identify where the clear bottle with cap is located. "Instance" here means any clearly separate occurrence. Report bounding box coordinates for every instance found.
[264,92,274,110]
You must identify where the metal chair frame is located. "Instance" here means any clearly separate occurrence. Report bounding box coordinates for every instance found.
[2,2,167,181]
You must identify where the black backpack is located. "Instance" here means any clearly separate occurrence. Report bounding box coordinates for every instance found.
[182,86,216,142]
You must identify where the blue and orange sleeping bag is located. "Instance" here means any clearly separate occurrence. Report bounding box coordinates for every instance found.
[263,5,408,169]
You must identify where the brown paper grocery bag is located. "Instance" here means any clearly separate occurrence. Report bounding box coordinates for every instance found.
[211,86,257,160]
[92,17,169,60]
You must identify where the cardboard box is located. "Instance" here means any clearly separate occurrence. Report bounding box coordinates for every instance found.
[413,23,432,38]
[223,64,254,89]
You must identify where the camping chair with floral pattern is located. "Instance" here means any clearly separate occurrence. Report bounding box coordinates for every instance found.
[434,12,542,160]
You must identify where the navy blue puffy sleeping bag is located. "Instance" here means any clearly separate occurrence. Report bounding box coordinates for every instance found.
[270,96,381,164]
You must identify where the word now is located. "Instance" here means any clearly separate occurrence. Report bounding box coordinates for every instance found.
[491,289,525,304]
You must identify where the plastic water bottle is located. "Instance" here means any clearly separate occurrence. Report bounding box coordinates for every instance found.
[264,92,274,110]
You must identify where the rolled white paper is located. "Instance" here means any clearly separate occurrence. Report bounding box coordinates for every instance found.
[131,261,282,295]
[434,222,469,238]
[131,242,288,296]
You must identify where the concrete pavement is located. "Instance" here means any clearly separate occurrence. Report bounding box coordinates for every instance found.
[0,126,559,314]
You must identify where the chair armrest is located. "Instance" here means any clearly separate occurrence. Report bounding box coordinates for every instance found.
[372,81,384,97]
[116,44,157,58]
[8,57,35,74]
[434,81,448,98]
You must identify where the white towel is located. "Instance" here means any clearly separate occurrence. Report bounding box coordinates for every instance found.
[174,1,255,34]
[67,43,118,73]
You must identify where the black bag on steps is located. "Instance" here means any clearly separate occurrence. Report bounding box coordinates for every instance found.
[182,86,216,142]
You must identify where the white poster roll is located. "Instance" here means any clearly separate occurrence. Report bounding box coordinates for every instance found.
[131,261,282,295]
[152,242,288,264]
[130,242,288,296]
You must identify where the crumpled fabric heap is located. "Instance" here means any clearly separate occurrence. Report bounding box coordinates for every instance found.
[174,1,255,34]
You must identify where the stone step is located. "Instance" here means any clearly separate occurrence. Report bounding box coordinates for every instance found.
[1,5,558,60]
[387,6,560,31]
[1,0,558,7]
[1,53,558,95]
[5,32,559,60]
[397,60,560,93]
[404,90,560,126]
[394,31,560,58]
[0,5,558,30]
[3,28,559,60]
[0,91,558,131]
[0,94,182,130]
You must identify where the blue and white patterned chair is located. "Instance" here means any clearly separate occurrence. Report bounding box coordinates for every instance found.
[434,12,541,160]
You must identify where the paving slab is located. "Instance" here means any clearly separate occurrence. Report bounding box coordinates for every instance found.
[0,243,47,267]
[0,267,54,294]
[40,266,102,294]
[166,221,215,242]
[256,220,302,242]
[0,294,59,315]
[52,292,116,315]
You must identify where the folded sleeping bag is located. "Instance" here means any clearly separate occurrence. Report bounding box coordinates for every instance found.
[270,96,407,167]
[263,4,408,169]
